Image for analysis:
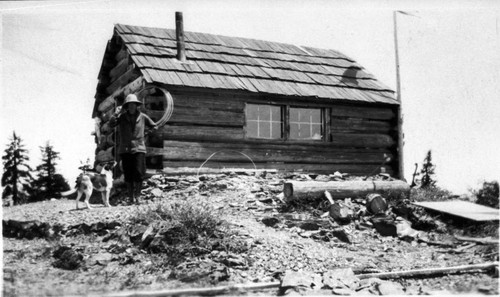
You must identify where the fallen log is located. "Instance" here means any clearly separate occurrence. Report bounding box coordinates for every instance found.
[357,262,499,280]
[100,281,280,297]
[284,180,410,202]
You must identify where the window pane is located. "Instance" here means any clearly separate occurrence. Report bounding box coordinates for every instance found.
[311,124,322,140]
[270,106,281,122]
[290,109,299,122]
[271,122,282,139]
[246,104,283,139]
[298,108,309,122]
[298,124,307,139]
[247,121,258,138]
[290,123,299,139]
[311,109,321,123]
[261,106,271,120]
[259,122,271,138]
[290,107,322,140]
[246,104,259,120]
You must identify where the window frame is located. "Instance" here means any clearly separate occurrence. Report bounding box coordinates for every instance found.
[288,106,324,141]
[244,102,330,143]
[244,103,284,140]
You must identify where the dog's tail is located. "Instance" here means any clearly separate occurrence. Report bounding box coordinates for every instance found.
[61,188,77,197]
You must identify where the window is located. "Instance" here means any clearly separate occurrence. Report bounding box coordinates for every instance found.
[289,107,323,140]
[246,104,282,139]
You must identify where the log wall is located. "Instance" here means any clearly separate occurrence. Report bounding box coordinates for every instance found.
[149,87,399,176]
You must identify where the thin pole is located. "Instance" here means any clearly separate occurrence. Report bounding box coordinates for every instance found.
[393,11,405,181]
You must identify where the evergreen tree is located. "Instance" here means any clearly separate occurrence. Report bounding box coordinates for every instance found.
[2,132,34,205]
[420,150,437,188]
[34,142,70,200]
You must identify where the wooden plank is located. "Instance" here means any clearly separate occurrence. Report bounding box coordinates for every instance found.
[115,47,128,62]
[146,107,244,126]
[168,93,244,111]
[330,118,393,133]
[106,68,141,95]
[163,140,393,154]
[160,140,393,164]
[98,96,116,113]
[330,105,395,120]
[109,57,130,80]
[412,201,500,222]
[358,262,500,280]
[158,124,245,141]
[330,133,395,148]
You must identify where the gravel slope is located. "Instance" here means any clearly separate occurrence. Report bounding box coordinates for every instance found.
[2,174,499,296]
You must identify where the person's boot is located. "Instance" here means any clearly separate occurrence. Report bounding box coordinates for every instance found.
[127,182,135,205]
[134,181,142,204]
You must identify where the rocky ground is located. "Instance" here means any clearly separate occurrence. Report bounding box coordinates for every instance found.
[2,172,499,296]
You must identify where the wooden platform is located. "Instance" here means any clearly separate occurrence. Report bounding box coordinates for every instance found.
[412,201,499,221]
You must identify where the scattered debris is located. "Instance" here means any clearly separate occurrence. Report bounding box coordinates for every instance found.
[52,246,84,270]
[170,260,229,283]
[325,191,353,223]
[365,193,388,215]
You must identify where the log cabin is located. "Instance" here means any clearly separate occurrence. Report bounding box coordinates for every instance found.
[92,13,402,178]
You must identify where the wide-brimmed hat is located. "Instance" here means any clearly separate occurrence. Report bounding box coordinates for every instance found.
[122,94,143,107]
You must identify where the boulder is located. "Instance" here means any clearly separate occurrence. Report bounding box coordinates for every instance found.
[323,268,359,290]
[371,215,397,237]
[376,281,406,295]
[281,270,322,291]
[262,217,280,228]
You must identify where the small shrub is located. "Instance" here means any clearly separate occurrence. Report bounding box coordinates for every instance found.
[131,200,223,241]
[410,186,452,202]
[129,199,244,264]
[474,181,499,209]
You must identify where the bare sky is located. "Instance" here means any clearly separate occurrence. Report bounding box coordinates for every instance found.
[1,0,499,194]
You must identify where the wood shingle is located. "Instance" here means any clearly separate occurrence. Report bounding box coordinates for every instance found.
[106,23,397,105]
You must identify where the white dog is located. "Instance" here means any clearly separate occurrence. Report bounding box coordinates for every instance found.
[63,162,116,209]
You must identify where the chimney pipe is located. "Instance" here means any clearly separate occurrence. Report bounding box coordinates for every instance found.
[175,11,186,62]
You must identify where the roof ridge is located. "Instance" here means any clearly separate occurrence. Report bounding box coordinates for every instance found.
[114,23,356,62]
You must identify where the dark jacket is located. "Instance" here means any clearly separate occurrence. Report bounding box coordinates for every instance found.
[109,111,156,154]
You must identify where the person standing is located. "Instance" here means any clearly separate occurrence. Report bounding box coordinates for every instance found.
[110,94,157,204]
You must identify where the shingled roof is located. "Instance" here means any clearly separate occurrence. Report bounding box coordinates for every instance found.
[105,24,397,105]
